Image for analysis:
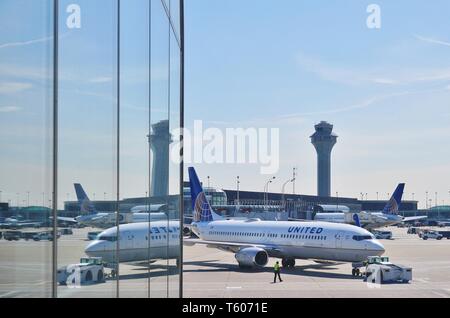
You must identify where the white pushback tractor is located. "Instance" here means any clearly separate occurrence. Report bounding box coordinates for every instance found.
[57,257,105,286]
[363,256,412,284]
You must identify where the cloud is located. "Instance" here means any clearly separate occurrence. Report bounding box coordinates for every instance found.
[0,82,33,94]
[0,106,22,113]
[89,77,113,84]
[414,34,450,48]
[296,52,450,86]
[274,86,450,124]
[0,35,53,50]
[0,64,50,81]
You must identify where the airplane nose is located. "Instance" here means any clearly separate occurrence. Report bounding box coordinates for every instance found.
[85,241,104,256]
[371,240,385,255]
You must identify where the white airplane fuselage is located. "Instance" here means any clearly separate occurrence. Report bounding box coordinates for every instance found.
[85,221,180,263]
[191,219,385,263]
[314,212,404,229]
[76,212,167,228]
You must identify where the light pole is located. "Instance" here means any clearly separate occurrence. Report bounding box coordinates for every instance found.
[426,191,429,209]
[336,192,339,211]
[236,176,240,206]
[207,176,210,189]
[376,192,379,200]
[27,191,30,207]
[263,177,276,208]
[435,192,438,208]
[281,178,295,210]
[104,192,107,200]
[292,167,297,195]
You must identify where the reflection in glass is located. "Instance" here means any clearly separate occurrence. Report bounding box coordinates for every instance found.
[57,0,119,298]
[0,0,182,299]
[0,0,54,298]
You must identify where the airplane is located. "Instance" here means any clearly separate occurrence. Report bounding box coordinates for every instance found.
[0,217,42,229]
[312,184,427,229]
[184,167,385,273]
[84,220,181,265]
[74,183,167,228]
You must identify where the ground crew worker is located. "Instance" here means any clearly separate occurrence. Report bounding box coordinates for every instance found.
[273,261,283,283]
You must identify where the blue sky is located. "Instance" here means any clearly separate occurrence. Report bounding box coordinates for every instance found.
[185,0,450,207]
[1,0,450,208]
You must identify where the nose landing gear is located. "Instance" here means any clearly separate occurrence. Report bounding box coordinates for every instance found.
[351,268,361,277]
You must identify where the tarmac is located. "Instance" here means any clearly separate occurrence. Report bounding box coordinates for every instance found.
[0,226,449,298]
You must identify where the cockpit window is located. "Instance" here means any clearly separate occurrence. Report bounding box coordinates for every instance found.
[98,235,117,242]
[352,235,373,241]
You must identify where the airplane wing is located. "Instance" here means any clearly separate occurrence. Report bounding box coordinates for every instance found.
[403,216,427,222]
[57,217,77,223]
[184,238,283,256]
[287,218,309,222]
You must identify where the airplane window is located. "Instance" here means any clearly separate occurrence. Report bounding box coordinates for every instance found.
[352,235,373,241]
[98,235,117,242]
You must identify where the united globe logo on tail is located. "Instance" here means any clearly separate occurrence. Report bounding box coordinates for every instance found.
[382,183,405,215]
[193,192,213,222]
[189,167,217,223]
[74,183,96,215]
[383,197,399,214]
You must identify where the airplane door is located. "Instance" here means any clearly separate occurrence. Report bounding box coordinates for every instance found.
[123,231,134,249]
[335,231,345,249]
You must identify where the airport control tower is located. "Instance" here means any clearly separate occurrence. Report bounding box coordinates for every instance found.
[310,121,338,197]
[149,120,172,197]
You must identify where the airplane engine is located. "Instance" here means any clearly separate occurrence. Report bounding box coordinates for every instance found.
[183,226,192,236]
[235,247,268,268]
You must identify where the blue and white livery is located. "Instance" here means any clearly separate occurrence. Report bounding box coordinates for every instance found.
[185,167,385,269]
[314,183,426,229]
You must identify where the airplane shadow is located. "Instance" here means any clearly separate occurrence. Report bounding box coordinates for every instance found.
[182,260,361,280]
[105,264,180,281]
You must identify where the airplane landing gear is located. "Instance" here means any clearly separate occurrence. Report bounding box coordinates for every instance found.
[282,258,296,268]
[352,268,361,277]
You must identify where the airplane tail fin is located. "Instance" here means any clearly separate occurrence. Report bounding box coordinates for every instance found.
[74,183,97,215]
[353,213,361,227]
[382,183,405,215]
[188,167,223,223]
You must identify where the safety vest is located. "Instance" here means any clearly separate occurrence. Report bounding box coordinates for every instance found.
[274,263,280,271]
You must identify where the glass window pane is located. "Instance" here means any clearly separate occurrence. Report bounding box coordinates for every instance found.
[57,0,118,298]
[0,0,54,298]
[119,0,150,298]
[149,0,170,298]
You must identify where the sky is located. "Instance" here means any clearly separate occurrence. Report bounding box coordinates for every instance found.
[0,0,450,209]
[184,0,450,208]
